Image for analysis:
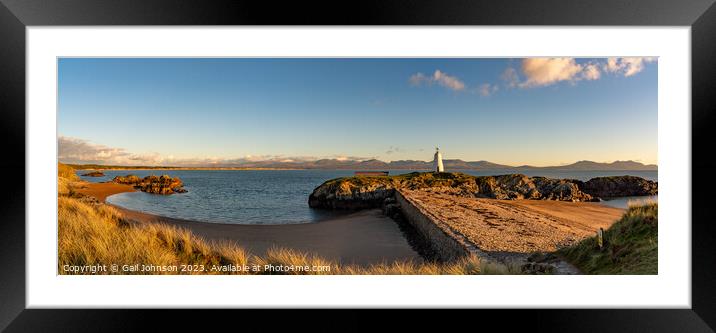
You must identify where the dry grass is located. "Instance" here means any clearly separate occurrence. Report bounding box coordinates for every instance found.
[58,163,79,195]
[627,196,657,208]
[58,162,79,180]
[58,174,516,275]
[58,195,252,275]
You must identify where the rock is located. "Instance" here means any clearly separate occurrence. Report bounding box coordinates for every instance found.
[113,175,141,185]
[532,177,593,202]
[81,171,105,177]
[308,172,657,210]
[308,177,396,209]
[580,176,658,198]
[474,174,593,201]
[112,174,187,195]
[475,174,539,200]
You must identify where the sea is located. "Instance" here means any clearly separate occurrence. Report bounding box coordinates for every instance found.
[77,169,658,225]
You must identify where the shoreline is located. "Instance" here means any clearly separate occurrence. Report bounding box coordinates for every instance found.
[75,167,303,171]
[73,181,423,266]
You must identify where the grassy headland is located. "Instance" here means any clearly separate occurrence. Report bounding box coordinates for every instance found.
[57,163,516,275]
[558,202,658,274]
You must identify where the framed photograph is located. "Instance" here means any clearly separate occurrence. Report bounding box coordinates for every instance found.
[2,0,715,331]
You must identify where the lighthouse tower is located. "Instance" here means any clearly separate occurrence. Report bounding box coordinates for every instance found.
[434,147,444,173]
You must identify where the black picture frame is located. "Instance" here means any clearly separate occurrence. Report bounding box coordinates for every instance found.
[1,0,715,331]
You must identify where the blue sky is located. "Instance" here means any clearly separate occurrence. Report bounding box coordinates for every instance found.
[58,57,657,166]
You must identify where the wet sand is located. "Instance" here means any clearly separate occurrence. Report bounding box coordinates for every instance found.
[74,181,423,266]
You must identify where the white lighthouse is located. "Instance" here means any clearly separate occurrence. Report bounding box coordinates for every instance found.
[434,147,444,173]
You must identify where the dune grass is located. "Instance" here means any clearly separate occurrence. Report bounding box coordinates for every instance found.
[58,195,252,274]
[58,162,79,180]
[58,168,516,275]
[58,163,80,196]
[558,202,658,274]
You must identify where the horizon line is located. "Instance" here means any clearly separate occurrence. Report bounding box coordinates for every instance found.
[59,158,658,169]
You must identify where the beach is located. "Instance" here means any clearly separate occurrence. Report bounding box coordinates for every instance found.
[74,181,423,266]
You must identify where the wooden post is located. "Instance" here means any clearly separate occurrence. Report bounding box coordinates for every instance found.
[597,228,604,250]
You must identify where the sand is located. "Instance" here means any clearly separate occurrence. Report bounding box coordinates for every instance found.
[74,181,423,266]
[402,189,625,256]
[72,181,136,202]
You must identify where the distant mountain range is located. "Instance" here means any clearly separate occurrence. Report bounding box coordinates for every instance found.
[188,159,657,171]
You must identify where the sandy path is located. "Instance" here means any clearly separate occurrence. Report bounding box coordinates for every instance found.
[74,181,422,266]
[403,189,625,254]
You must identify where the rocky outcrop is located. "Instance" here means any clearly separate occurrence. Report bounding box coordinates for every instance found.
[308,177,396,209]
[531,177,595,202]
[579,176,658,198]
[113,175,142,185]
[112,174,187,194]
[473,174,595,201]
[309,172,657,209]
[81,171,105,177]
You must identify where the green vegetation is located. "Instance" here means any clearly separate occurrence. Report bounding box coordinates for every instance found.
[326,171,475,187]
[320,172,482,193]
[558,202,658,274]
[58,167,516,275]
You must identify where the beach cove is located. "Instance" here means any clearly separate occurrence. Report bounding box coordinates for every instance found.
[74,181,424,266]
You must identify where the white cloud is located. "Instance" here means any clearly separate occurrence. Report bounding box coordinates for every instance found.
[501,67,520,88]
[59,137,174,166]
[59,136,132,164]
[581,63,601,80]
[433,70,465,91]
[605,57,656,77]
[606,58,620,72]
[409,70,466,91]
[409,72,430,86]
[58,136,375,166]
[477,83,499,97]
[519,58,584,88]
[502,57,653,89]
[331,155,375,162]
[415,58,653,94]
